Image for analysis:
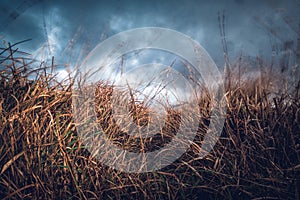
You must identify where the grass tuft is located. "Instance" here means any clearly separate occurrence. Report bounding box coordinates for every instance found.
[0,42,299,199]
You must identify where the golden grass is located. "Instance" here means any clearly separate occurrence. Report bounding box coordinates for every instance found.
[0,43,299,199]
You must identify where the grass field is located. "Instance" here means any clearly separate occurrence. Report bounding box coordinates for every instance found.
[0,42,299,199]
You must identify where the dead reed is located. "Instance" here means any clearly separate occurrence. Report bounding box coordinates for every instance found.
[0,43,299,199]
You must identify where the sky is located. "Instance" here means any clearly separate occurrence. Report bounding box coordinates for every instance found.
[0,0,300,79]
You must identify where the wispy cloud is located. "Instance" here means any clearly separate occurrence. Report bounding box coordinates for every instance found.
[0,0,299,68]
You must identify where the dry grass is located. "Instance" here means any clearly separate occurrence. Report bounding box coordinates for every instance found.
[0,43,299,199]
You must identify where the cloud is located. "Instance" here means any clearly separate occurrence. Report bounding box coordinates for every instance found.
[1,0,299,69]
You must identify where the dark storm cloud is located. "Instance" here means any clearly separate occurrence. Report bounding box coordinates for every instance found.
[0,0,299,68]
